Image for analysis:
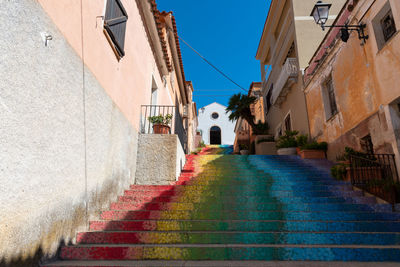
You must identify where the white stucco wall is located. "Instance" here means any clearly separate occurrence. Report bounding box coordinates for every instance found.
[197,102,236,145]
[0,0,138,262]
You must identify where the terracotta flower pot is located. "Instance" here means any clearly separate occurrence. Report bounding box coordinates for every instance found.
[300,149,326,159]
[153,124,170,134]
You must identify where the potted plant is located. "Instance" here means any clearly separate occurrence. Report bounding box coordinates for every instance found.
[239,144,249,155]
[299,141,328,159]
[296,134,308,155]
[276,130,298,155]
[148,114,173,134]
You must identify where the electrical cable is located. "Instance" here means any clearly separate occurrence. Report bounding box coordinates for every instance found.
[175,33,248,93]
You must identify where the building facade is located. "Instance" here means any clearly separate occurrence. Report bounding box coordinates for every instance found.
[197,102,236,145]
[304,0,400,169]
[0,0,196,263]
[233,82,264,153]
[256,0,345,139]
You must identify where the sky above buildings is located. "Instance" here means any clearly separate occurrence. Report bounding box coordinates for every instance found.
[157,0,272,110]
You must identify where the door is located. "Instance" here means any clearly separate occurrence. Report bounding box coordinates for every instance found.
[210,126,221,145]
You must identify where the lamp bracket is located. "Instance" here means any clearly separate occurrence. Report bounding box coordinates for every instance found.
[321,23,369,44]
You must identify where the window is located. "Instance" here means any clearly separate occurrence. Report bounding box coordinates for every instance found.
[381,10,396,42]
[372,2,397,50]
[284,113,292,132]
[275,124,283,139]
[360,134,374,154]
[321,77,338,120]
[104,0,128,58]
[265,84,273,114]
[211,112,219,120]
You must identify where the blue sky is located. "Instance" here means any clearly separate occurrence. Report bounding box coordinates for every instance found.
[157,0,272,109]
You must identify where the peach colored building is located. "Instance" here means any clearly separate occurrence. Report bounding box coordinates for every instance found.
[233,82,264,153]
[0,0,196,263]
[304,0,400,171]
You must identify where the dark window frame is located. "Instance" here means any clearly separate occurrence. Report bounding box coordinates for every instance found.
[325,77,338,119]
[104,0,128,58]
[284,113,292,132]
[265,84,273,114]
[381,9,396,42]
[360,134,374,154]
[211,112,219,120]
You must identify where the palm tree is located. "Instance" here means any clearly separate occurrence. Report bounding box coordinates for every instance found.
[226,93,259,133]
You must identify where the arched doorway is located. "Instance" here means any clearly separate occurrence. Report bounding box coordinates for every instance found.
[210,126,221,145]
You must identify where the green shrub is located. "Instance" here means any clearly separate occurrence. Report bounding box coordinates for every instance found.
[256,136,275,144]
[239,144,249,150]
[253,121,270,135]
[276,130,299,149]
[331,164,347,180]
[148,114,173,125]
[301,141,328,151]
[296,134,308,148]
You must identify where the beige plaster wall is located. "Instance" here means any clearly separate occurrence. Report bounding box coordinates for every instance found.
[293,0,346,69]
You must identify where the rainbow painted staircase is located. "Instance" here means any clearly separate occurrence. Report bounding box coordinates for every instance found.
[45,153,400,265]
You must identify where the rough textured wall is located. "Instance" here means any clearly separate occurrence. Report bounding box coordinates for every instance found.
[304,0,400,160]
[0,0,137,263]
[135,134,185,185]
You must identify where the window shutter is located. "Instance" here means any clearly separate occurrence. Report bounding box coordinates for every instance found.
[104,0,128,57]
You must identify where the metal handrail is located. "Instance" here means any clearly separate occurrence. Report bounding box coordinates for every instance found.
[349,153,399,209]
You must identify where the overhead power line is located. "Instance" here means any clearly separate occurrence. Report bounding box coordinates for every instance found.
[194,95,233,97]
[175,33,248,93]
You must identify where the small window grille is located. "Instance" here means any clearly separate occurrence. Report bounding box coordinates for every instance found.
[381,10,396,42]
[360,134,374,154]
[326,78,338,118]
[104,0,128,58]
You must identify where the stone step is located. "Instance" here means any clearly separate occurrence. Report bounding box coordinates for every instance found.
[129,185,353,192]
[75,231,400,245]
[100,210,400,221]
[89,220,400,232]
[117,195,376,204]
[122,191,364,199]
[42,260,400,266]
[109,202,373,212]
[56,245,400,261]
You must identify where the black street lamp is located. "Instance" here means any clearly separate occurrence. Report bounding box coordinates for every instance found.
[310,1,368,44]
[311,1,331,27]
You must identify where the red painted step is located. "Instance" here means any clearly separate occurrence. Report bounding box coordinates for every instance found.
[90,220,158,231]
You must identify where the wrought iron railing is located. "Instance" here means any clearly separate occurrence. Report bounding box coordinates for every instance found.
[349,154,399,208]
[140,105,187,152]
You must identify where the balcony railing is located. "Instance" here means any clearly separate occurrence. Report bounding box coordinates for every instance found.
[349,154,399,209]
[140,105,187,152]
[271,57,298,106]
